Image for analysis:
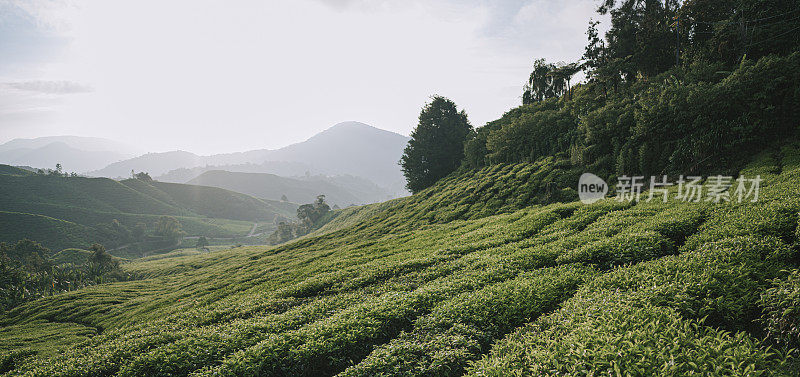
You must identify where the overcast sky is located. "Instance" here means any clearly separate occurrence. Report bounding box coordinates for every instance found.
[0,0,608,154]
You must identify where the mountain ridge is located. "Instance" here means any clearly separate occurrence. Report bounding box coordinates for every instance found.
[87,122,410,193]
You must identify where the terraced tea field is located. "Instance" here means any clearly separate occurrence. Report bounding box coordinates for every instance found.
[1,146,799,376]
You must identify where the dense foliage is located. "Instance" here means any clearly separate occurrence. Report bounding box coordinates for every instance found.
[0,240,128,314]
[463,0,800,196]
[268,195,332,245]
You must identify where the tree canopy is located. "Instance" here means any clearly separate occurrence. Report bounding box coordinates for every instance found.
[401,96,473,193]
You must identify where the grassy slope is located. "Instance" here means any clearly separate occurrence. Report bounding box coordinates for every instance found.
[0,170,297,251]
[0,146,798,376]
[0,212,99,251]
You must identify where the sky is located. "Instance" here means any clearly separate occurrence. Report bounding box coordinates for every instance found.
[0,0,608,154]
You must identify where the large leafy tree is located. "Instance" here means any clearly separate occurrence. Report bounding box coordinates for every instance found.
[523,60,580,104]
[401,96,473,193]
[596,0,680,80]
[154,216,185,241]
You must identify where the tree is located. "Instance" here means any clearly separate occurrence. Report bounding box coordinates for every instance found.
[49,164,64,177]
[400,96,473,193]
[281,194,288,202]
[0,239,51,271]
[154,216,185,241]
[269,222,295,245]
[87,243,119,280]
[196,236,209,250]
[269,195,332,243]
[596,0,679,79]
[314,195,330,213]
[551,62,581,100]
[132,222,147,240]
[523,59,558,104]
[295,195,331,235]
[135,172,153,182]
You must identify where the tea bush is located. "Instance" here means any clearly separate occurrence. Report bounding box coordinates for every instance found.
[761,269,800,347]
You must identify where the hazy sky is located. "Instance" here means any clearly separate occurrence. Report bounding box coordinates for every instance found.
[0,0,608,154]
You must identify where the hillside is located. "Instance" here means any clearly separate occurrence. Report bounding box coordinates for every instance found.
[89,122,409,193]
[187,170,388,206]
[0,144,798,375]
[0,167,297,252]
[0,212,99,251]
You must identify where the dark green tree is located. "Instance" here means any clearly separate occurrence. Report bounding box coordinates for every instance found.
[295,195,331,235]
[196,236,209,250]
[597,0,680,79]
[269,222,295,245]
[400,96,473,193]
[88,243,118,279]
[132,222,147,240]
[135,172,153,182]
[0,239,51,271]
[154,216,185,241]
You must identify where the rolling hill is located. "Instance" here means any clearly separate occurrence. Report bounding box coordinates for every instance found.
[0,144,798,375]
[88,122,410,195]
[187,170,391,206]
[0,166,297,253]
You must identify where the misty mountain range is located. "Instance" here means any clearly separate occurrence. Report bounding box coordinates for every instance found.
[0,136,140,173]
[0,121,411,205]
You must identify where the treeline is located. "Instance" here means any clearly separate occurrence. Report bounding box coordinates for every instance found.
[268,195,332,245]
[401,0,800,197]
[0,240,133,313]
[467,0,800,181]
[94,215,185,250]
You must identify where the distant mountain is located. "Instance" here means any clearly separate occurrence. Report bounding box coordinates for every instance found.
[0,165,297,254]
[155,161,314,183]
[254,121,411,190]
[90,121,411,196]
[91,151,205,179]
[188,170,389,206]
[0,136,140,173]
[156,163,395,205]
[0,135,140,155]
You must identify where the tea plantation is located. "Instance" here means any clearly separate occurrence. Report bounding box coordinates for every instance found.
[1,144,799,376]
